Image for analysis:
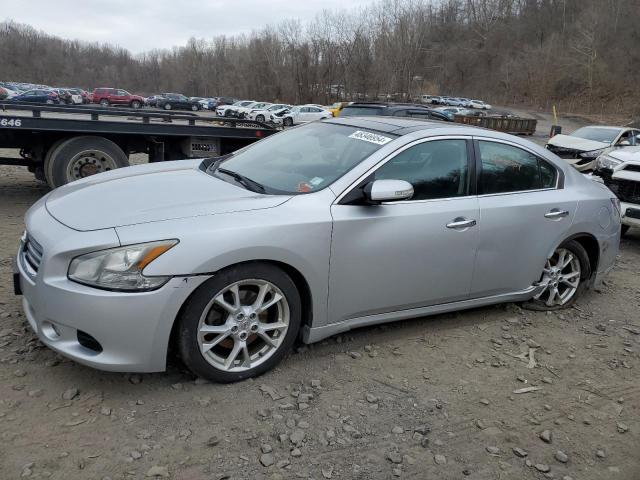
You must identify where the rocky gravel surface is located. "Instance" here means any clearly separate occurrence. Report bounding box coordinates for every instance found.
[0,157,639,479]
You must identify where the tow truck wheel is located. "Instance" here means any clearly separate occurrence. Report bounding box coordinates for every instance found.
[45,136,129,188]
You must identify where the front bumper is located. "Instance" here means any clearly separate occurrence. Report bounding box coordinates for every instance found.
[16,204,211,372]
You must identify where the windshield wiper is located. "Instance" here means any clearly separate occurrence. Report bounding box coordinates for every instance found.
[217,168,266,193]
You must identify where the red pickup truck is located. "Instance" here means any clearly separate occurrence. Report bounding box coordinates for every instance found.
[92,88,144,108]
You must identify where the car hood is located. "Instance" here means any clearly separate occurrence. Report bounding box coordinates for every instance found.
[547,134,609,152]
[45,160,291,231]
[607,146,640,162]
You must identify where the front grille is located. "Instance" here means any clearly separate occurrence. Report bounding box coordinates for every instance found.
[605,177,640,204]
[547,145,580,159]
[23,234,43,273]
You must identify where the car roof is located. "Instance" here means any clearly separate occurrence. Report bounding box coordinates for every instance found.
[578,125,624,131]
[326,116,456,135]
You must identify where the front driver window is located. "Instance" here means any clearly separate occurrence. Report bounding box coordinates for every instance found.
[373,139,469,200]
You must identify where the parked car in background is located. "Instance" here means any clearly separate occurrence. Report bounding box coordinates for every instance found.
[248,104,290,122]
[145,94,164,107]
[190,97,212,110]
[15,117,620,382]
[325,101,351,117]
[237,102,270,118]
[11,89,59,104]
[278,105,333,126]
[340,103,452,122]
[67,88,91,104]
[434,106,474,119]
[269,107,290,123]
[156,93,202,111]
[54,88,83,105]
[468,99,491,109]
[593,146,640,236]
[0,83,20,99]
[210,97,237,109]
[546,126,640,172]
[216,100,256,117]
[92,88,144,108]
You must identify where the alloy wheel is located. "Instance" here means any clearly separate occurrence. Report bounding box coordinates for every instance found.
[533,247,581,307]
[197,279,290,372]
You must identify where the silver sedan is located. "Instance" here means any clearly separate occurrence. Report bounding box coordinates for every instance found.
[15,117,621,382]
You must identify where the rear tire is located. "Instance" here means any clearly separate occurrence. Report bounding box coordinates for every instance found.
[523,240,591,311]
[99,99,109,107]
[191,104,199,111]
[164,103,172,110]
[177,263,301,383]
[45,136,129,188]
[130,100,141,109]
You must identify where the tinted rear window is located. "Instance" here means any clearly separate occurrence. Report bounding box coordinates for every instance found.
[341,107,384,117]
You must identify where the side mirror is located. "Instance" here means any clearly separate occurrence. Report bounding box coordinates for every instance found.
[363,179,414,203]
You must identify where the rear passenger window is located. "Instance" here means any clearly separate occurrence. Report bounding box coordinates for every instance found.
[479,141,557,194]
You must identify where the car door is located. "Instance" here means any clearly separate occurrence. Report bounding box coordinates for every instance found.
[329,137,479,323]
[470,138,577,298]
[111,89,125,105]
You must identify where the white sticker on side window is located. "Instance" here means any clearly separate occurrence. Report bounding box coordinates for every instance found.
[348,130,392,145]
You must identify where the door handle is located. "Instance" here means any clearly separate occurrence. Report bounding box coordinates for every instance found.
[446,217,477,229]
[544,209,569,219]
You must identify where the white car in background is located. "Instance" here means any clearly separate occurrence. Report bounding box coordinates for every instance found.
[238,102,270,119]
[279,105,333,127]
[546,126,640,172]
[248,103,291,122]
[468,100,491,109]
[216,100,256,117]
[594,146,640,236]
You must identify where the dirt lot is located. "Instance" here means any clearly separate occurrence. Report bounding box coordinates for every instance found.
[0,115,639,480]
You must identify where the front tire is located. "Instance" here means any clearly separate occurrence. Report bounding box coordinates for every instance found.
[130,100,141,109]
[524,240,591,311]
[99,99,109,107]
[191,104,199,111]
[256,114,265,122]
[164,103,172,110]
[178,263,301,383]
[283,117,293,127]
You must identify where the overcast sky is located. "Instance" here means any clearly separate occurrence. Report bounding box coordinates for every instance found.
[2,0,375,53]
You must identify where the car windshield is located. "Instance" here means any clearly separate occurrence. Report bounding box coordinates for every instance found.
[571,127,621,144]
[341,107,383,117]
[210,122,395,195]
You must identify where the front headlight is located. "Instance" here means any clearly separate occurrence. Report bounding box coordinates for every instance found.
[580,149,605,159]
[596,154,622,170]
[68,240,178,291]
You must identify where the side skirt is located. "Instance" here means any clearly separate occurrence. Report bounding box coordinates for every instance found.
[301,286,543,344]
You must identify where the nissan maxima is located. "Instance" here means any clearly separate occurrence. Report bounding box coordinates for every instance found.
[14,117,621,382]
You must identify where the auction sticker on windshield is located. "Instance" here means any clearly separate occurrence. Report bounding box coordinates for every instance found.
[349,130,392,145]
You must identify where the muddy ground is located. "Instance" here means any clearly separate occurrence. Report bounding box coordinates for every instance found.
[0,111,638,479]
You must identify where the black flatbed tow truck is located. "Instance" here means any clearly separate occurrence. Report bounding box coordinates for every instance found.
[0,102,277,188]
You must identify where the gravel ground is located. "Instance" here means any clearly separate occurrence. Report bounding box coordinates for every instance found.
[0,114,639,479]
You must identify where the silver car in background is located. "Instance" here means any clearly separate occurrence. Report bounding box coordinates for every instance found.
[15,117,621,382]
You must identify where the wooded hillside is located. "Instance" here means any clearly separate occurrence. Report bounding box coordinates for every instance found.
[1,0,638,114]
